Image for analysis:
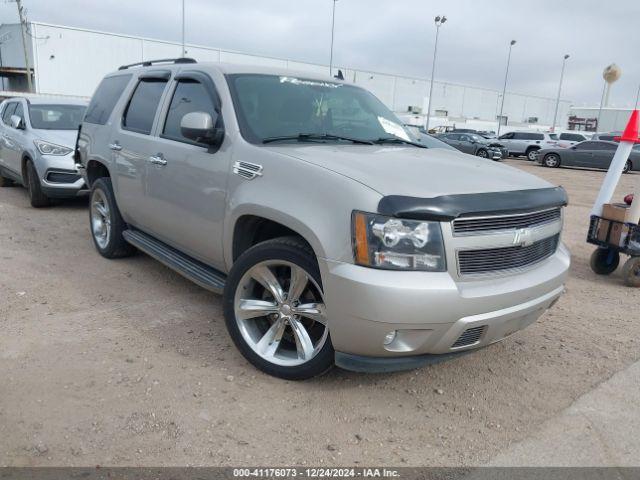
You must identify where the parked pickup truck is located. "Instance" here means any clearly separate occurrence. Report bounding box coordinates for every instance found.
[77,59,570,380]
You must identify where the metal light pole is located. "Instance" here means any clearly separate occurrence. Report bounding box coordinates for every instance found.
[551,54,570,132]
[496,39,516,136]
[424,15,446,133]
[634,83,640,109]
[181,0,186,56]
[15,0,33,92]
[596,80,607,133]
[329,0,338,76]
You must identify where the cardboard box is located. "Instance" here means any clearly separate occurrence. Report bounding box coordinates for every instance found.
[596,218,629,246]
[602,203,634,223]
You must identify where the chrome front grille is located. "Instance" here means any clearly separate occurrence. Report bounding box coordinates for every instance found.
[453,208,561,235]
[457,234,560,275]
[451,326,486,348]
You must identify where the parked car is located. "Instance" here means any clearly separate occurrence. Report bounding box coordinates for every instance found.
[536,140,639,173]
[0,96,88,207]
[404,125,457,150]
[437,132,506,160]
[77,59,570,380]
[498,131,559,161]
[591,132,622,142]
[555,132,590,148]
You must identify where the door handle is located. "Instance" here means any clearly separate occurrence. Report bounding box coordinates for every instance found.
[149,154,167,166]
[109,143,122,151]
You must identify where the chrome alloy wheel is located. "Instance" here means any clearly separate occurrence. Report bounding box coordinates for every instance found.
[91,189,111,249]
[234,260,328,367]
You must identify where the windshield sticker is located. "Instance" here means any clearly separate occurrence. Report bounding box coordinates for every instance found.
[279,77,342,89]
[377,116,410,141]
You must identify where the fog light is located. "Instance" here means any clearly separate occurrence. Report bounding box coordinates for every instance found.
[383,330,397,346]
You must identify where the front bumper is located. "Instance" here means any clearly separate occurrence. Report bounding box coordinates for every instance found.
[36,153,87,198]
[320,243,570,364]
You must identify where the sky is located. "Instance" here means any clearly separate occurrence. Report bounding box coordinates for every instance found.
[0,0,639,107]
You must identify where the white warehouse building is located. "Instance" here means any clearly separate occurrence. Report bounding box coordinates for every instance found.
[0,21,572,130]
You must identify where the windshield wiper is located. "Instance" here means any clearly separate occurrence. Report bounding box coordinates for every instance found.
[372,137,426,148]
[262,133,374,145]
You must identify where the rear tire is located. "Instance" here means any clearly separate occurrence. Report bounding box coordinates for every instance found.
[223,236,334,380]
[25,159,50,208]
[590,248,620,275]
[526,148,539,161]
[544,153,561,168]
[89,177,136,259]
[622,257,640,287]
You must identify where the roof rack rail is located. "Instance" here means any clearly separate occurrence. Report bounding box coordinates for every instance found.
[118,57,197,71]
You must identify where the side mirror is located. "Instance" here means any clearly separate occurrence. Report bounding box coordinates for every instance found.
[10,115,24,130]
[180,111,223,146]
[570,146,577,150]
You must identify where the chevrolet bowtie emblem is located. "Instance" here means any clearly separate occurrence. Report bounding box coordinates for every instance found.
[513,228,534,247]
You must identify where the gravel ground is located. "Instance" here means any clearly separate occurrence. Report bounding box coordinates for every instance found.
[0,159,638,467]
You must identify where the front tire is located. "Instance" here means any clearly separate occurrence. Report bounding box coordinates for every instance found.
[24,159,50,208]
[89,177,136,259]
[544,153,561,168]
[0,175,13,187]
[590,248,620,275]
[223,237,334,380]
[476,149,488,158]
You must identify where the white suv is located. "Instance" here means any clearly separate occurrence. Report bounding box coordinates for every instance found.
[498,131,559,160]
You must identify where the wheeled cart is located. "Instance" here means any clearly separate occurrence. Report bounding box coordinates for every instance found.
[587,215,640,287]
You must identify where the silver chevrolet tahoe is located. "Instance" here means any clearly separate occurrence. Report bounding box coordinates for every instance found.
[77,58,570,380]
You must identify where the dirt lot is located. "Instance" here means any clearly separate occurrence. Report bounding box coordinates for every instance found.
[0,159,638,467]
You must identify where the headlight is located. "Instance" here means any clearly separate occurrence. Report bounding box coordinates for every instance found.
[34,140,73,156]
[352,211,446,271]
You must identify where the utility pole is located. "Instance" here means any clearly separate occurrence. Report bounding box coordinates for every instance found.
[496,40,516,136]
[425,15,446,133]
[15,0,33,92]
[181,0,186,56]
[329,0,338,76]
[551,54,570,132]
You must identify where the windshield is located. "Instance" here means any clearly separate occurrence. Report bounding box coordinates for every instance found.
[28,104,86,130]
[227,74,414,145]
[469,134,484,142]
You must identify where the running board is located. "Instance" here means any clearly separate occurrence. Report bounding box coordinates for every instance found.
[123,229,226,294]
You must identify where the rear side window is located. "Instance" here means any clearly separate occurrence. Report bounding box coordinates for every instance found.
[162,80,217,145]
[123,79,168,135]
[560,133,584,141]
[514,132,543,140]
[85,75,132,125]
[2,102,17,125]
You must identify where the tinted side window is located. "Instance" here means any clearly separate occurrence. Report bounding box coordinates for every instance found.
[499,132,514,139]
[85,75,132,125]
[162,80,217,144]
[513,132,526,139]
[2,102,17,125]
[598,135,615,141]
[576,142,597,150]
[560,133,584,141]
[123,79,168,135]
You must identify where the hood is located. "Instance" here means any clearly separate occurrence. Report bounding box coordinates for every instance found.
[34,129,77,148]
[269,145,552,197]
